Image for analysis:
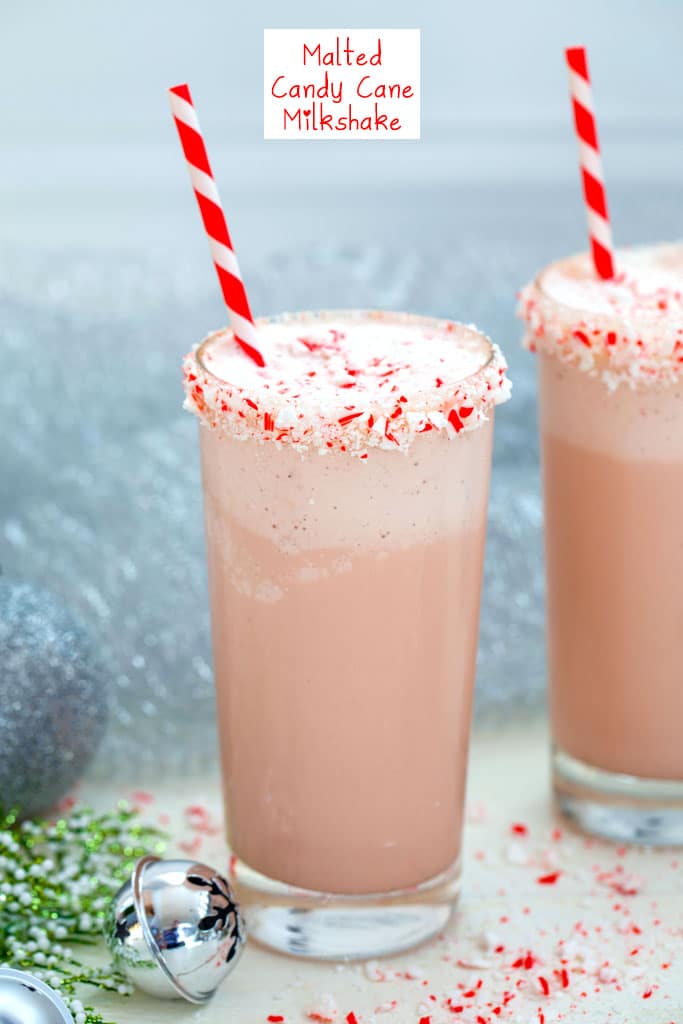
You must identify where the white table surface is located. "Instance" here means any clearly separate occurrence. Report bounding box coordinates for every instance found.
[82,718,683,1024]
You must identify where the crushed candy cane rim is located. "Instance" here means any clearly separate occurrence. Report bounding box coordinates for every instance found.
[183,309,511,456]
[518,244,683,389]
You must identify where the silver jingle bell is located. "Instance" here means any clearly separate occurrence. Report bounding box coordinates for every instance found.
[106,855,245,1003]
[0,967,73,1024]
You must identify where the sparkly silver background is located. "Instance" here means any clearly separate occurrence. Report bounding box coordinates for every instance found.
[0,233,540,778]
[3,177,677,781]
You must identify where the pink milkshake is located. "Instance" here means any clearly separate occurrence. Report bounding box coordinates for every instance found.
[520,244,683,844]
[184,310,510,957]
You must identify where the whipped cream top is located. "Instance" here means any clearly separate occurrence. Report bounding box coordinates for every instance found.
[519,244,683,388]
[183,310,511,455]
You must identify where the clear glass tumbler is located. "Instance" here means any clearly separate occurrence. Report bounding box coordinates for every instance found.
[521,246,683,845]
[187,310,508,957]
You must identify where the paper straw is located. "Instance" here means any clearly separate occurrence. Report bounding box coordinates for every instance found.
[565,47,616,280]
[168,83,265,367]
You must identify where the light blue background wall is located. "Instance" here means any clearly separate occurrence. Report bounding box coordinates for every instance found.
[3,1,682,253]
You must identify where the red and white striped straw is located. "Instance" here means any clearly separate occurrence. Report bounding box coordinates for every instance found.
[168,83,265,367]
[565,47,615,280]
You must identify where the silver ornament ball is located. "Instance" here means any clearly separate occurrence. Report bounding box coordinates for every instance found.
[106,856,246,1003]
[0,578,108,815]
[0,968,73,1024]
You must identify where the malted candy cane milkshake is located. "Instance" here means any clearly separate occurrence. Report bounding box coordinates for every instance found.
[520,243,683,844]
[184,310,510,957]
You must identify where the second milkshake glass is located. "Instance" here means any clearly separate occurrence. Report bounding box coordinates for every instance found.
[185,310,510,957]
[521,244,683,845]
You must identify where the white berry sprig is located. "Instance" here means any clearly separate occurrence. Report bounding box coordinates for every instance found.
[0,804,166,1024]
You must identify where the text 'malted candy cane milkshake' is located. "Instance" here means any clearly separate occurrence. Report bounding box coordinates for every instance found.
[184,310,510,958]
[520,243,683,844]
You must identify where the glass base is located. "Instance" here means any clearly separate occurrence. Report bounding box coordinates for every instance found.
[229,854,460,960]
[553,746,683,845]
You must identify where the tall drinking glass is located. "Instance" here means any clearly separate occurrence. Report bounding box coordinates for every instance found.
[520,244,683,845]
[184,310,511,957]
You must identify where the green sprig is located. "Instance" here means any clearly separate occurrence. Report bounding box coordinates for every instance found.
[0,803,166,1024]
